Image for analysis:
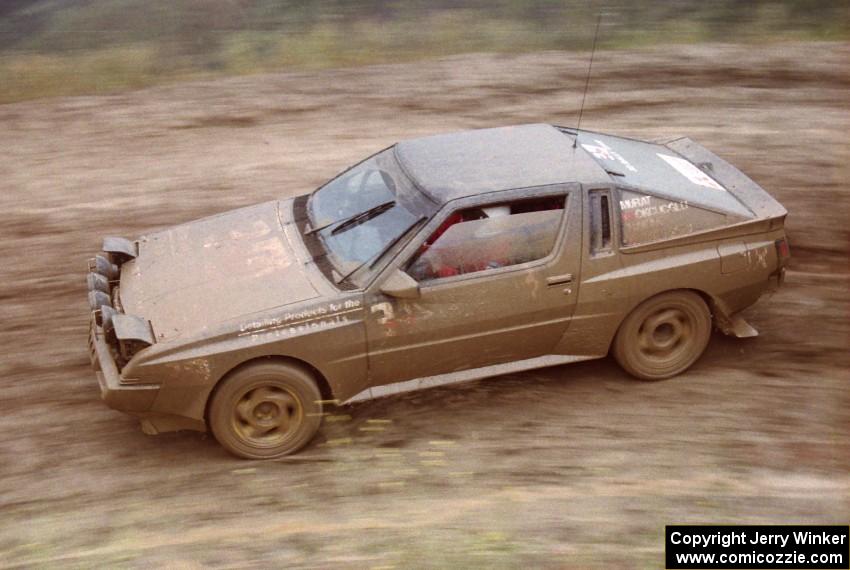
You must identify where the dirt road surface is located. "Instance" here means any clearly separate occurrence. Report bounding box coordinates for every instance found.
[1,42,848,568]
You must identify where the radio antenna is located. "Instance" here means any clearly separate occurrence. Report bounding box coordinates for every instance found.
[573,13,602,148]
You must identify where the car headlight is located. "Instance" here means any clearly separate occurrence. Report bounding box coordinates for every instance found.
[112,313,155,362]
[86,272,110,294]
[91,254,119,280]
[88,290,111,311]
[100,305,118,334]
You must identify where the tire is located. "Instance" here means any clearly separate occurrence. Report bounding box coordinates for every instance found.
[612,290,712,380]
[209,362,323,459]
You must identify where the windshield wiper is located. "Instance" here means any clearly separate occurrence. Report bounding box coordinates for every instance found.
[306,200,395,236]
[335,215,427,285]
[331,201,395,236]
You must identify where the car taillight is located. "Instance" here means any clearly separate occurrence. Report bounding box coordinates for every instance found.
[775,238,790,264]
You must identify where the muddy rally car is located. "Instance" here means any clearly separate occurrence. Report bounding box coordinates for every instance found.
[87,124,789,458]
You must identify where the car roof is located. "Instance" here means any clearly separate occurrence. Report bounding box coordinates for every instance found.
[394,123,609,203]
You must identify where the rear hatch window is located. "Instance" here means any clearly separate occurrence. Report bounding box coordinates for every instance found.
[577,131,752,218]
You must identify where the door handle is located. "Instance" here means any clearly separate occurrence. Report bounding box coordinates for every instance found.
[546,273,573,286]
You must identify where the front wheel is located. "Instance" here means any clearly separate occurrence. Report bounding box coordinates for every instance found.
[209,362,323,459]
[612,291,712,380]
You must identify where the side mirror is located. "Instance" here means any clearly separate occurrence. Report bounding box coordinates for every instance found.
[379,269,420,299]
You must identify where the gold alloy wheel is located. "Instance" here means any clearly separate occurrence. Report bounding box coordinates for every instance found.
[209,362,323,459]
[231,385,303,448]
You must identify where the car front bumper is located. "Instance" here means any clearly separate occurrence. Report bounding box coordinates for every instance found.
[88,317,160,413]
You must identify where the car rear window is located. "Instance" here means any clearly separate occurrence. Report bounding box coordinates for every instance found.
[618,188,744,246]
[577,131,752,218]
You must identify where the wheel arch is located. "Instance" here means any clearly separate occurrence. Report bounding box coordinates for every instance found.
[608,287,719,354]
[610,287,715,380]
[204,354,335,425]
[687,287,720,320]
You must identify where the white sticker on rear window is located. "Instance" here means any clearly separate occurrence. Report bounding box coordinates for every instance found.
[657,153,726,191]
[582,139,637,172]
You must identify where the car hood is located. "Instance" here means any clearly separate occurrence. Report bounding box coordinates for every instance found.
[119,201,320,340]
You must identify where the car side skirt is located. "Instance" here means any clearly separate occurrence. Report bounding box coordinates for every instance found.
[345,353,601,404]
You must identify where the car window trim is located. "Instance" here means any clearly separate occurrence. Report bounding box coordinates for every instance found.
[584,185,619,258]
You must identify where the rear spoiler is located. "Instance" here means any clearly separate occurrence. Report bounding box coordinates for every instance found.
[660,137,787,220]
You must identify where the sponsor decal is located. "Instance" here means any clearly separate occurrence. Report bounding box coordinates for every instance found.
[621,196,689,222]
[247,314,352,341]
[239,299,363,338]
[582,139,638,172]
[620,195,652,210]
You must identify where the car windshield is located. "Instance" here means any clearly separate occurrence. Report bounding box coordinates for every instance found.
[307,148,432,286]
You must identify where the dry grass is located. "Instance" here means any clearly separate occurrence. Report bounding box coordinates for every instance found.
[2,7,847,104]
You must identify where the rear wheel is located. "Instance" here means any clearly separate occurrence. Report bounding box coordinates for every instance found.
[209,362,322,459]
[612,291,711,380]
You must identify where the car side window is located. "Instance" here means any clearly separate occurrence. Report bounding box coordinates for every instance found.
[618,188,743,246]
[407,196,565,282]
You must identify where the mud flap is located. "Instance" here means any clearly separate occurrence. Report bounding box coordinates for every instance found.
[710,298,759,338]
[725,313,759,338]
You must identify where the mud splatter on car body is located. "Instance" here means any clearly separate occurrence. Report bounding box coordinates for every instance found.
[86,124,789,458]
